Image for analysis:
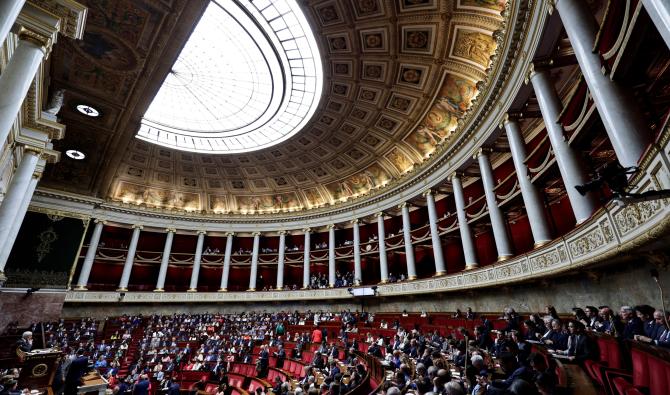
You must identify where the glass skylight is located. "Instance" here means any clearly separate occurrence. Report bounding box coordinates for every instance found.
[136,0,323,153]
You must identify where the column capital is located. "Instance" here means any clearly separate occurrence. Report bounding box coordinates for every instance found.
[524,63,537,84]
[351,219,359,225]
[473,147,493,159]
[31,171,42,180]
[421,189,434,198]
[376,212,384,218]
[225,231,235,237]
[16,26,54,56]
[278,230,287,236]
[398,202,409,209]
[327,224,336,230]
[252,231,261,237]
[165,228,176,233]
[132,224,143,230]
[94,219,107,225]
[302,228,311,233]
[22,145,44,157]
[450,172,464,182]
[196,230,207,236]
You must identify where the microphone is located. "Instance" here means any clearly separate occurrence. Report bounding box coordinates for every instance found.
[650,267,670,330]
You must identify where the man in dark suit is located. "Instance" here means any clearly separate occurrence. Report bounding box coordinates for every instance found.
[132,375,150,395]
[274,344,286,369]
[553,321,595,363]
[16,331,33,353]
[65,349,90,395]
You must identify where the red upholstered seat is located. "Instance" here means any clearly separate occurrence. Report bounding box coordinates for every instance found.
[647,355,670,395]
[227,373,245,388]
[630,348,649,389]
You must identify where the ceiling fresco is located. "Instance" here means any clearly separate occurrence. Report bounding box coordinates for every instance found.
[42,0,509,215]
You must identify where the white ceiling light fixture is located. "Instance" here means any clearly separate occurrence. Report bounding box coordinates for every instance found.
[136,0,323,154]
[75,104,100,117]
[65,149,86,160]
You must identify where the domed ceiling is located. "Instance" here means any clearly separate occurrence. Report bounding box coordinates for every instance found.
[42,0,509,216]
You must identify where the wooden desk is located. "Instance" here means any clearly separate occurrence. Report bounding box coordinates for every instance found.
[78,371,108,395]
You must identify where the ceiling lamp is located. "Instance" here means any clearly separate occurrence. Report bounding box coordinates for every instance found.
[65,149,86,160]
[75,104,100,117]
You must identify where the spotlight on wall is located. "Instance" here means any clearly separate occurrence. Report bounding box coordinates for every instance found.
[575,160,670,206]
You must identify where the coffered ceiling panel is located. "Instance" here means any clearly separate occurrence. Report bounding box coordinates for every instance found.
[42,0,510,216]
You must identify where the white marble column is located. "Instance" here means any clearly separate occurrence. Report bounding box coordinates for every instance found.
[74,219,105,290]
[0,147,40,278]
[0,35,48,146]
[0,172,38,279]
[219,232,234,291]
[188,231,206,292]
[423,190,446,275]
[328,224,336,287]
[504,116,552,246]
[556,0,651,168]
[399,203,417,280]
[530,67,598,223]
[451,173,478,269]
[276,231,286,289]
[154,228,175,292]
[476,149,514,260]
[248,232,261,291]
[117,225,142,291]
[642,0,670,50]
[302,228,311,288]
[352,219,362,285]
[0,0,25,46]
[377,213,389,283]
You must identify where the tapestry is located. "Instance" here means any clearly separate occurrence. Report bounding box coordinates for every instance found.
[5,211,87,288]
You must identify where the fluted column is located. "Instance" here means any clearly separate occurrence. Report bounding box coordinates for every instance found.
[504,116,552,246]
[556,0,651,167]
[352,219,362,285]
[377,213,389,283]
[154,228,175,292]
[451,173,478,269]
[530,67,598,223]
[248,232,261,291]
[219,232,234,291]
[423,191,446,275]
[641,0,670,49]
[0,32,51,146]
[302,228,311,288]
[399,203,417,280]
[476,149,514,260]
[0,0,26,46]
[188,231,206,292]
[276,231,286,289]
[117,225,142,291]
[0,147,40,279]
[74,219,105,290]
[0,172,39,279]
[328,224,336,287]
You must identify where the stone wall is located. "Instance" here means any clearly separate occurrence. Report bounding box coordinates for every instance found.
[0,289,66,330]
[60,258,670,318]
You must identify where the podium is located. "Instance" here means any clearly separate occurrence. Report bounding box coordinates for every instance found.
[17,349,61,395]
[78,371,108,395]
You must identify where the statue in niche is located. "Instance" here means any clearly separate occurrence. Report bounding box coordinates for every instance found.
[44,89,65,116]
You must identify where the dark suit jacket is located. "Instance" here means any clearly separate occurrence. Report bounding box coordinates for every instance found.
[567,334,595,362]
[66,356,90,385]
[133,379,150,395]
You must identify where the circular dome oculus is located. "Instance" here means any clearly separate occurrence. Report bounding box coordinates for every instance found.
[136,0,323,154]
